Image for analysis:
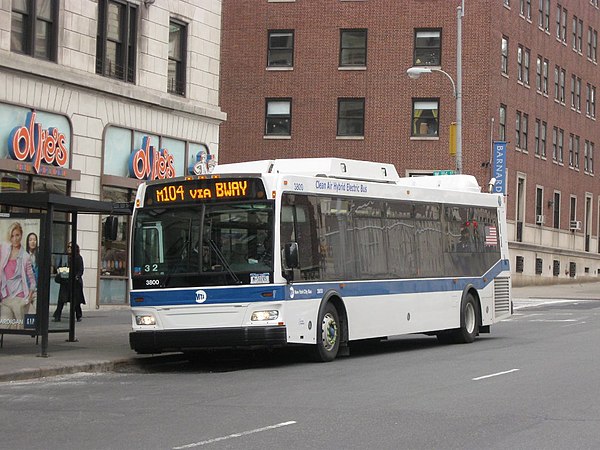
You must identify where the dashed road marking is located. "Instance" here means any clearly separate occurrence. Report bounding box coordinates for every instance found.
[472,369,520,381]
[173,421,297,449]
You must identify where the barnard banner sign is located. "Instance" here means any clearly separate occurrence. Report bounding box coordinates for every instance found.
[492,141,507,195]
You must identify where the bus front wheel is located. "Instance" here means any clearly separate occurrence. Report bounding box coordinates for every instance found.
[437,293,479,344]
[455,292,479,343]
[311,302,340,362]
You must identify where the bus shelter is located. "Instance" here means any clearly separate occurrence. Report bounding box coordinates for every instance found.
[0,192,130,357]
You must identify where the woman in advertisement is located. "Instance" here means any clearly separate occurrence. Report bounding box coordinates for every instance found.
[25,232,39,314]
[0,222,37,330]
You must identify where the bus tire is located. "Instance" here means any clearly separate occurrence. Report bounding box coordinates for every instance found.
[436,292,479,344]
[455,292,479,343]
[311,302,340,362]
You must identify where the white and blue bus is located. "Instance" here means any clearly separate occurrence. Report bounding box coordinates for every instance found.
[128,158,511,361]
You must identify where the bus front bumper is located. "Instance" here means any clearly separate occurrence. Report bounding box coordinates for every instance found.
[129,326,288,354]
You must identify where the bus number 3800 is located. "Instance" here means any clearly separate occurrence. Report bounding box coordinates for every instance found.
[146,279,160,286]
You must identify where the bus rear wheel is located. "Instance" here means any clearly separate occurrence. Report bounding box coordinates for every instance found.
[311,302,340,362]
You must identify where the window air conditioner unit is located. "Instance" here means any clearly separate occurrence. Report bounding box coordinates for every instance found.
[535,214,545,225]
[569,220,582,230]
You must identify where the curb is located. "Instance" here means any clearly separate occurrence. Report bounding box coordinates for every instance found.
[0,358,139,383]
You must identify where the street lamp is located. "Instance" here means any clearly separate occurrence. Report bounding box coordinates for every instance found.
[407,5,463,174]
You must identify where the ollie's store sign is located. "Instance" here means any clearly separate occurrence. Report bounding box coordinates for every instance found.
[128,136,176,180]
[8,112,69,173]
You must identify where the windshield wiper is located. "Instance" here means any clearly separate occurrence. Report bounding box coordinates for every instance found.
[207,239,242,284]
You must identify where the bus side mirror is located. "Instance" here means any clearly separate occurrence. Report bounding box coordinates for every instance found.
[284,242,299,269]
[104,216,119,241]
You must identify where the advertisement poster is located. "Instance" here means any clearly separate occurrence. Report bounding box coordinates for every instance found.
[0,216,40,332]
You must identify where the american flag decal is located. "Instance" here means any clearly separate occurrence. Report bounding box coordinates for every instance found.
[485,226,498,246]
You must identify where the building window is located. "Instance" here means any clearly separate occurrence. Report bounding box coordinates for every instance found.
[542,58,549,94]
[517,45,523,82]
[536,55,542,91]
[558,128,564,163]
[267,30,294,67]
[535,119,541,155]
[536,187,543,218]
[553,192,561,229]
[499,104,507,141]
[585,140,591,172]
[265,99,292,136]
[570,196,577,224]
[569,134,574,166]
[555,4,561,39]
[414,29,441,66]
[520,0,531,19]
[576,77,582,111]
[572,16,580,51]
[11,0,57,61]
[523,47,530,85]
[96,0,137,83]
[575,135,580,168]
[577,19,584,53]
[515,111,522,148]
[552,126,558,160]
[587,27,597,61]
[338,98,365,137]
[558,68,567,105]
[411,99,438,137]
[540,120,547,157]
[340,29,367,67]
[561,7,567,42]
[523,114,529,151]
[554,65,559,100]
[536,0,550,30]
[501,36,509,75]
[168,20,186,96]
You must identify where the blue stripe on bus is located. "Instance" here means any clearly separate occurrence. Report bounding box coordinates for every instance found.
[130,259,509,307]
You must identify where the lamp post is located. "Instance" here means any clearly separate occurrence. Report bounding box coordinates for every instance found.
[407,4,463,174]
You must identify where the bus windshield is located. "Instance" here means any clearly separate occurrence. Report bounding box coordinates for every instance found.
[132,201,274,287]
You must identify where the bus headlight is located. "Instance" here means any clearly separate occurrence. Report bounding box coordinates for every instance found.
[135,315,156,326]
[251,310,279,321]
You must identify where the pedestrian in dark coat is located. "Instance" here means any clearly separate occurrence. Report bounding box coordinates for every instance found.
[53,242,86,322]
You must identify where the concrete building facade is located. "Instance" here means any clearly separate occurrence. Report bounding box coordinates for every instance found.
[0,0,224,314]
[219,0,600,285]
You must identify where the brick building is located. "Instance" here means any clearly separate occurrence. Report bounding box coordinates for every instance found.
[0,0,224,312]
[219,0,600,284]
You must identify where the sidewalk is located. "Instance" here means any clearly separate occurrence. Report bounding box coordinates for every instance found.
[0,307,143,382]
[1,281,600,382]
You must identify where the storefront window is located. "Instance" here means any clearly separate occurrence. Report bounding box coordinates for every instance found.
[104,127,133,176]
[100,186,132,304]
[0,104,29,159]
[188,143,209,174]
[0,172,27,193]
[161,137,186,176]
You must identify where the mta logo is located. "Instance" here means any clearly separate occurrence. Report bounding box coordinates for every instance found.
[195,290,207,303]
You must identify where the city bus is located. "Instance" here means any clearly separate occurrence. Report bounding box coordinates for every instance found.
[128,158,511,361]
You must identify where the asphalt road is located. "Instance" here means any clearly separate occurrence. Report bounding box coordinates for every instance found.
[1,299,599,450]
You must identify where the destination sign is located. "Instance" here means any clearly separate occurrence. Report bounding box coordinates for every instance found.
[145,178,267,205]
